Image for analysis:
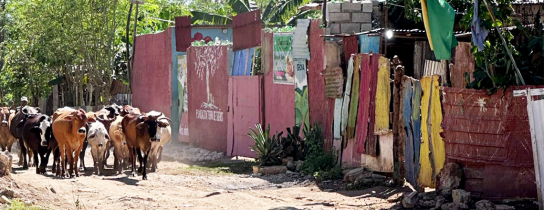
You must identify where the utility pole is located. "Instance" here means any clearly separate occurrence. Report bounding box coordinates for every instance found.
[126,0,144,94]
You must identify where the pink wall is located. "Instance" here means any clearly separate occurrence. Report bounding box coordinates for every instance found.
[263,32,295,137]
[133,28,172,118]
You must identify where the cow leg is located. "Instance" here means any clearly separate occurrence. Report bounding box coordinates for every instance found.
[52,148,59,174]
[75,142,84,177]
[67,150,75,178]
[79,139,88,172]
[40,149,49,174]
[136,149,144,174]
[33,151,39,174]
[104,141,112,167]
[130,147,136,177]
[142,150,150,180]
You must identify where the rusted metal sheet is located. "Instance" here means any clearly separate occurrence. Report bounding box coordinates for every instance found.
[187,46,229,153]
[361,133,394,172]
[228,76,262,158]
[356,54,372,154]
[261,29,272,75]
[263,31,295,137]
[442,86,542,200]
[342,137,362,168]
[308,19,334,150]
[133,28,172,118]
[364,54,380,156]
[413,41,435,79]
[343,36,358,67]
[325,41,341,68]
[175,16,191,52]
[324,67,343,98]
[233,10,262,51]
[358,35,380,53]
[451,42,475,88]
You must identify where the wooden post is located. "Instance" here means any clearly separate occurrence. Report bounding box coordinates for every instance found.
[392,56,405,185]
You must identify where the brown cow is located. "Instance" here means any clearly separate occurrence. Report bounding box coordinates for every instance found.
[120,105,141,117]
[10,106,39,169]
[52,108,88,178]
[0,107,15,152]
[122,113,167,180]
[109,116,130,174]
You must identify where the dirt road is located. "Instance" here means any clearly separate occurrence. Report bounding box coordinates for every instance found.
[7,142,406,210]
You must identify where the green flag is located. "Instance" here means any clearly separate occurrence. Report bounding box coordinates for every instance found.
[423,0,458,60]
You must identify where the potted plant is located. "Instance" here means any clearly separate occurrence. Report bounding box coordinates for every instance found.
[248,124,284,174]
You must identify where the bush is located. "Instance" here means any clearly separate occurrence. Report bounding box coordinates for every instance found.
[300,124,342,180]
[280,125,306,161]
[248,124,283,166]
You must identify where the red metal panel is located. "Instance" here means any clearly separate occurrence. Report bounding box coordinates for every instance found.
[187,46,229,153]
[356,54,372,154]
[175,16,191,52]
[133,28,172,118]
[233,10,262,51]
[228,76,262,158]
[343,36,358,68]
[365,54,379,156]
[263,32,295,137]
[308,20,334,150]
[442,86,544,200]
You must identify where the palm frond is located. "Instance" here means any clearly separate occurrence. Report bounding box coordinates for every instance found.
[228,0,252,14]
[285,10,312,26]
[190,11,232,25]
[267,0,311,24]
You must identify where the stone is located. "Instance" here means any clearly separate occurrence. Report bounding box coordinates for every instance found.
[257,166,287,175]
[282,157,294,165]
[362,1,373,12]
[441,202,469,210]
[402,192,419,209]
[386,195,402,203]
[287,161,295,171]
[0,151,12,176]
[435,196,446,209]
[0,195,10,204]
[420,192,438,201]
[342,2,361,12]
[0,189,14,198]
[452,189,470,204]
[361,23,372,31]
[437,163,463,196]
[352,13,372,23]
[328,2,341,13]
[295,161,304,172]
[329,13,351,23]
[330,24,340,34]
[475,200,496,210]
[341,23,361,34]
[495,205,515,210]
[419,199,437,208]
[343,168,366,183]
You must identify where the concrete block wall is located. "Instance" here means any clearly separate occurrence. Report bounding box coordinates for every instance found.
[328,1,373,34]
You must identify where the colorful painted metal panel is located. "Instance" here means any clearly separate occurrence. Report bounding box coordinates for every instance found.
[341,56,354,136]
[401,77,416,188]
[411,80,422,187]
[358,35,380,53]
[347,55,361,138]
[374,56,391,135]
[365,55,380,156]
[232,48,255,76]
[356,54,372,154]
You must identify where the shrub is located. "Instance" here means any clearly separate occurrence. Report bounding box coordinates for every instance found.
[280,125,306,161]
[248,124,283,166]
[300,124,342,180]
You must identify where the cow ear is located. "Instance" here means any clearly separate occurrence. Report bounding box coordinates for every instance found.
[157,121,168,128]
[39,115,46,122]
[36,107,41,113]
[136,122,146,130]
[22,108,28,115]
[64,115,73,121]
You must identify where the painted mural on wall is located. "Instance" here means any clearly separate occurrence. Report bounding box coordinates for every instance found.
[178,55,189,137]
[273,34,295,84]
[294,59,309,128]
[187,45,229,152]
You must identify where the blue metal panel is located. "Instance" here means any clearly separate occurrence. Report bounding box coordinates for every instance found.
[358,35,380,53]
[402,79,416,188]
[232,48,255,76]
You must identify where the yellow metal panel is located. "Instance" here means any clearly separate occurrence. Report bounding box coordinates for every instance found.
[418,76,433,187]
[374,56,391,135]
[431,75,445,175]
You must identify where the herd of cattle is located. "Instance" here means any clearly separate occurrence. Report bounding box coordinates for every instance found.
[0,104,171,180]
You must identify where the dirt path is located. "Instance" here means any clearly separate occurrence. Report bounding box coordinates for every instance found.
[7,142,406,210]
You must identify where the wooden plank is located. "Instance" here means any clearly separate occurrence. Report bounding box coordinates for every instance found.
[451,42,475,88]
[392,59,405,184]
[430,75,446,177]
[411,80,423,190]
[341,56,355,136]
[402,77,416,188]
[418,76,434,187]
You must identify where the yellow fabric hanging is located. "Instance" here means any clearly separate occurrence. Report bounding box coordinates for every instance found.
[421,0,434,50]
[417,75,445,188]
[374,56,391,135]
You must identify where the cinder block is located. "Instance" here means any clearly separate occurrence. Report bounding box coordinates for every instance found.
[352,12,372,23]
[372,0,380,6]
[341,23,361,34]
[362,1,373,12]
[342,2,361,12]
[330,23,340,34]
[327,2,342,13]
[329,13,351,23]
[361,23,372,31]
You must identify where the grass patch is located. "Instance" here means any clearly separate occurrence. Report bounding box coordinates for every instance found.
[179,160,255,176]
[2,199,49,210]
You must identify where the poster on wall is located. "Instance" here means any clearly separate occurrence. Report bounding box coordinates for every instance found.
[294,59,309,128]
[178,55,189,138]
[273,34,295,84]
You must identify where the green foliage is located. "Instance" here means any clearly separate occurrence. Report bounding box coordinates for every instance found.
[280,125,306,160]
[248,124,283,166]
[3,199,50,210]
[300,124,342,180]
[180,161,255,175]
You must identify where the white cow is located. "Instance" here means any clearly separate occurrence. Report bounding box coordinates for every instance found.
[146,111,171,172]
[87,121,109,175]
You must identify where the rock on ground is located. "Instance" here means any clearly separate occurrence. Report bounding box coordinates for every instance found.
[0,151,12,176]
[436,163,463,196]
[441,202,469,210]
[402,192,419,209]
[495,204,515,210]
[343,168,366,183]
[452,189,470,204]
[475,200,496,210]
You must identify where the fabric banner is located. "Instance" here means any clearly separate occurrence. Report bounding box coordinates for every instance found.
[295,59,309,128]
[273,34,295,84]
[374,56,391,135]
